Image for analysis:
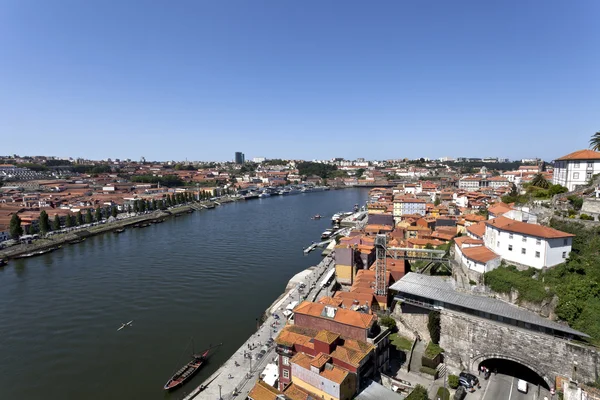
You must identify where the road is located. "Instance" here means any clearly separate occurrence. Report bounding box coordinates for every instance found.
[480,374,552,400]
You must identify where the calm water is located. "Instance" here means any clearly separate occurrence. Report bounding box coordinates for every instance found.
[0,189,367,400]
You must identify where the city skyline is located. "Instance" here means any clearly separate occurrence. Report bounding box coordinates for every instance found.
[1,1,599,160]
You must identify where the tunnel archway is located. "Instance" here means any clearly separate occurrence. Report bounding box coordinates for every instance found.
[475,356,550,390]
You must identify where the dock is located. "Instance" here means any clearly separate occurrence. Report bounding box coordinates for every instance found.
[184,255,336,400]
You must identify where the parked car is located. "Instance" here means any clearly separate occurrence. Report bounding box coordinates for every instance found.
[458,377,473,389]
[518,379,528,393]
[454,386,467,400]
[459,372,479,386]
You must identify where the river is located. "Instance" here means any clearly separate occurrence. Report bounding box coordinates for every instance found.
[0,188,368,400]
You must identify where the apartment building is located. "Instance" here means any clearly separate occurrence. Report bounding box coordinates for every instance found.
[552,149,600,191]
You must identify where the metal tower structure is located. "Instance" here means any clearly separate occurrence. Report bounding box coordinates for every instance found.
[374,234,387,296]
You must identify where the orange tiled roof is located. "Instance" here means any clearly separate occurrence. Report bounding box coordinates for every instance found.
[248,380,283,400]
[555,149,600,161]
[454,236,484,248]
[461,245,499,263]
[486,216,575,239]
[283,383,318,400]
[293,301,376,329]
[310,353,331,369]
[466,221,486,238]
[314,330,340,345]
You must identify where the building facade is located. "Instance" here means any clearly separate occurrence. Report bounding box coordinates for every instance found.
[483,217,573,269]
[553,149,600,191]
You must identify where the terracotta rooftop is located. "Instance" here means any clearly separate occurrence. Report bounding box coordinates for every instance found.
[466,221,486,238]
[461,245,499,263]
[275,325,318,348]
[293,301,376,329]
[486,216,575,239]
[310,353,331,369]
[314,330,340,345]
[248,379,283,400]
[488,202,512,216]
[454,236,484,248]
[555,149,600,161]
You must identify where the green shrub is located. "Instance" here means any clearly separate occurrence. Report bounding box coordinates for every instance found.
[448,374,459,389]
[406,384,429,400]
[483,266,551,303]
[428,311,441,344]
[436,387,451,400]
[424,342,443,358]
[568,195,584,211]
[419,366,437,377]
[469,279,477,285]
[390,333,413,351]
[379,316,397,330]
[580,214,594,221]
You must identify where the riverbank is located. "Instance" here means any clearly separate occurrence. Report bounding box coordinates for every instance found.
[184,254,335,400]
[0,201,225,261]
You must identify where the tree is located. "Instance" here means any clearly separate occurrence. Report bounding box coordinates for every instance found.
[509,183,518,197]
[428,311,441,344]
[355,168,365,177]
[139,200,147,212]
[531,173,550,189]
[434,197,441,206]
[133,200,139,213]
[52,215,61,231]
[127,204,132,213]
[448,375,459,389]
[405,384,429,400]
[379,316,397,330]
[75,211,83,225]
[39,210,50,235]
[589,131,600,151]
[9,214,23,239]
[111,206,118,218]
[85,209,93,224]
[152,199,157,210]
[65,214,73,228]
[95,207,102,222]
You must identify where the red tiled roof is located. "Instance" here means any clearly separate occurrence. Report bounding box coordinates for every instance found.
[555,149,600,161]
[486,216,575,239]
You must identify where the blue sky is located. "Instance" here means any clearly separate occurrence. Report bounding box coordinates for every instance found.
[1,1,598,162]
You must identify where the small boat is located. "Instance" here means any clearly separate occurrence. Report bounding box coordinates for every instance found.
[117,320,133,331]
[163,343,222,391]
[0,258,7,267]
[114,228,125,234]
[311,214,322,220]
[321,230,334,240]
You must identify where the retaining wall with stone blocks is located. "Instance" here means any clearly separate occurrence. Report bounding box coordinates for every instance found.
[392,303,431,342]
[439,310,599,387]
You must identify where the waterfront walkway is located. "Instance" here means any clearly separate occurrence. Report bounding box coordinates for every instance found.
[187,255,336,400]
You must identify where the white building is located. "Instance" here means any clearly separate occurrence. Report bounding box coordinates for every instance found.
[454,236,501,274]
[483,216,573,269]
[393,197,426,219]
[553,149,600,191]
[0,229,10,243]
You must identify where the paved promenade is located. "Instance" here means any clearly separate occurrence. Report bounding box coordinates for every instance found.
[186,255,336,400]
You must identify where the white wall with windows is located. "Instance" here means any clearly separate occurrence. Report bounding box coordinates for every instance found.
[484,226,572,269]
[553,159,600,191]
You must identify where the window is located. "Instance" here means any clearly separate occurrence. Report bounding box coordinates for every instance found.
[574,162,580,168]
[283,369,289,379]
[535,251,540,258]
[562,251,567,258]
[508,244,513,251]
[521,248,526,255]
[573,172,580,179]
[536,239,541,245]
[564,239,568,245]
[587,172,593,180]
[497,241,500,247]
[509,233,513,239]
[282,356,289,366]
[522,236,527,242]
[588,161,594,168]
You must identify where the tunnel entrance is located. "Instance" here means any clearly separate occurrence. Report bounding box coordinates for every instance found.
[478,358,550,390]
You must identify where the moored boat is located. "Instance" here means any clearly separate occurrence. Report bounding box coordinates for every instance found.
[114,228,125,234]
[163,343,222,391]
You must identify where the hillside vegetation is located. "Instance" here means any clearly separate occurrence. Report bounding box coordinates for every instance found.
[484,219,600,344]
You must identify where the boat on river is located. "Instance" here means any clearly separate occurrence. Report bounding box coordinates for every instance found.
[114,228,125,234]
[163,342,222,391]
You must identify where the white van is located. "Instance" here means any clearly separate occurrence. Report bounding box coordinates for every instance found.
[517,379,528,393]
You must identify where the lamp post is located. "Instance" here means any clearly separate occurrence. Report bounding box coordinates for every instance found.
[218,384,222,400]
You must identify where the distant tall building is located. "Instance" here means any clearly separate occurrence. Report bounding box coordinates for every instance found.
[235,152,245,164]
